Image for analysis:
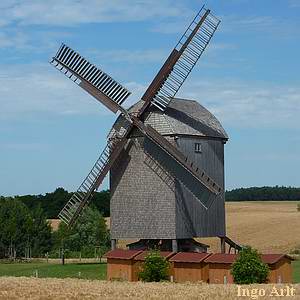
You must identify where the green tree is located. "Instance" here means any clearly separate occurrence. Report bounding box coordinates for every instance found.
[231,246,269,284]
[43,187,71,218]
[14,188,111,218]
[53,206,110,257]
[30,204,53,257]
[92,190,110,217]
[139,250,170,282]
[0,197,32,258]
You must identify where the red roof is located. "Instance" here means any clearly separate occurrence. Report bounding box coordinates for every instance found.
[261,254,293,264]
[104,249,142,260]
[204,253,293,264]
[204,253,237,264]
[169,252,211,263]
[134,251,175,261]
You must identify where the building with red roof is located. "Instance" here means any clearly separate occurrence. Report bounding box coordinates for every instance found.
[204,253,294,284]
[169,252,211,283]
[105,249,142,281]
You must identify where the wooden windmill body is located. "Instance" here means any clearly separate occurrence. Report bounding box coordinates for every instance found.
[50,6,240,252]
[110,99,228,251]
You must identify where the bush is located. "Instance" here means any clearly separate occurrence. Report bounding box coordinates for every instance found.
[297,203,300,212]
[139,250,169,282]
[231,246,269,284]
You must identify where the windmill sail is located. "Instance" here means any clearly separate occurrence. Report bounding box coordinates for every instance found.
[59,136,128,227]
[51,44,131,113]
[132,117,222,196]
[139,6,220,115]
[144,142,217,209]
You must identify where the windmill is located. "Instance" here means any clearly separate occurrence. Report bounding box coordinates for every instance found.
[50,6,240,253]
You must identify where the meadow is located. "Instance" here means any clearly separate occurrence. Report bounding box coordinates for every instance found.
[0,262,106,280]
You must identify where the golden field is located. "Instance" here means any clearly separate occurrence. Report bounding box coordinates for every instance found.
[107,201,300,253]
[200,201,300,253]
[0,277,299,300]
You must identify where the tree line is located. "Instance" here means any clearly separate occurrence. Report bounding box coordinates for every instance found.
[225,186,300,201]
[2,186,299,220]
[12,187,110,219]
[1,186,300,222]
[0,195,110,259]
[1,185,299,258]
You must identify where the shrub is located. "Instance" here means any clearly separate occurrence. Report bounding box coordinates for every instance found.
[139,250,169,282]
[231,246,269,284]
[297,203,300,212]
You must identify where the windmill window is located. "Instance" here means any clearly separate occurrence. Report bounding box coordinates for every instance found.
[194,143,202,153]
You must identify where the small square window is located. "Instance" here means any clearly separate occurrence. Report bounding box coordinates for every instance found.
[195,143,202,153]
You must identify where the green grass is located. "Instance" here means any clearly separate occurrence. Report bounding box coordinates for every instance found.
[0,262,107,280]
[293,260,300,283]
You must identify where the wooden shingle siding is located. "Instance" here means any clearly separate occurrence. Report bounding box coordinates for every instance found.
[110,138,176,239]
[110,98,227,240]
[175,137,225,238]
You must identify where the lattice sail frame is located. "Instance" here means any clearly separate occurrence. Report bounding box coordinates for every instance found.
[51,44,131,113]
[138,6,220,115]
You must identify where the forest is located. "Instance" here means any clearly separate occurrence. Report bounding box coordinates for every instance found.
[0,186,299,258]
[0,195,110,259]
[226,186,300,201]
[11,188,110,219]
[2,186,299,220]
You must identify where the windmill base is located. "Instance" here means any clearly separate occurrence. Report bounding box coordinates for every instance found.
[124,239,209,253]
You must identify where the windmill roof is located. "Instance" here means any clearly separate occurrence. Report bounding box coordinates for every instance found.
[109,98,228,139]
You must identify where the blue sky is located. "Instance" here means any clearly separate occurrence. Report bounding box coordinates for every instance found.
[0,0,299,196]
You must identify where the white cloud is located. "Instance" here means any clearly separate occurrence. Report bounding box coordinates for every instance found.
[0,0,189,27]
[178,79,300,129]
[1,63,299,130]
[0,31,28,49]
[151,18,191,34]
[88,49,168,64]
[220,14,300,38]
[0,63,104,119]
[0,27,72,52]
[289,0,300,7]
[0,63,144,120]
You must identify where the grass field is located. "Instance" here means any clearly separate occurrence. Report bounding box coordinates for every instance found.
[0,277,299,300]
[0,260,299,282]
[294,260,300,283]
[107,201,300,254]
[0,262,106,280]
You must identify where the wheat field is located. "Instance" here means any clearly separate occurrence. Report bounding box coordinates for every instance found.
[0,277,299,300]
[106,201,300,253]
